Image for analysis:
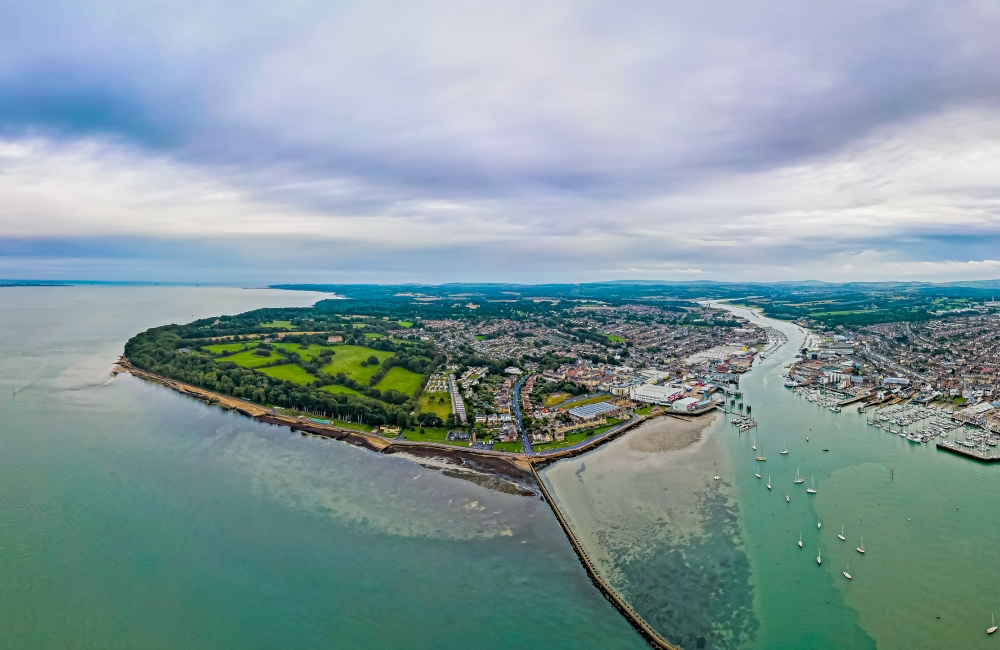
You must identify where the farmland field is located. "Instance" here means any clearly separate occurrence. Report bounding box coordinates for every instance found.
[259,364,316,386]
[418,392,452,419]
[319,345,394,383]
[217,349,280,368]
[377,367,423,396]
[321,384,362,396]
[397,321,413,328]
[272,343,332,362]
[260,320,294,329]
[205,342,258,354]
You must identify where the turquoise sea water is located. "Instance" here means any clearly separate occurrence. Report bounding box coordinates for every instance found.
[544,304,1000,650]
[0,286,644,650]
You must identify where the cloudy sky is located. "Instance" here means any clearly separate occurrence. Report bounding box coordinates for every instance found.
[2,0,1000,284]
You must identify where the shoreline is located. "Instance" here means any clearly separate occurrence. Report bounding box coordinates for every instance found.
[117,355,711,648]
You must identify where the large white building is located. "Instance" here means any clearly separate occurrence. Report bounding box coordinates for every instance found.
[629,383,684,405]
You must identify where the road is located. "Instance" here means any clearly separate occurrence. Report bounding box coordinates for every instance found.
[512,376,533,453]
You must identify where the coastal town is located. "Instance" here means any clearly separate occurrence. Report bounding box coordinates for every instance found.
[782,298,1000,459]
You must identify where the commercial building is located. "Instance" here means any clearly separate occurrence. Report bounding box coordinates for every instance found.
[673,397,700,411]
[630,383,684,405]
[567,401,620,421]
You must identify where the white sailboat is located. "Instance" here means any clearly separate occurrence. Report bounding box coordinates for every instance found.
[786,493,790,502]
[844,562,852,580]
[781,441,789,455]
[794,468,804,484]
[857,537,865,554]
[752,437,757,451]
[756,466,761,479]
[988,614,997,635]
[807,477,817,494]
[798,533,803,548]
[838,526,846,541]
[817,549,822,565]
[817,522,822,529]
[767,476,772,490]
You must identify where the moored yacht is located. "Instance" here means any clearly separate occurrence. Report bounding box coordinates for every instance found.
[844,563,852,580]
[857,537,865,554]
[794,468,804,484]
[838,526,846,541]
[807,477,817,494]
[767,476,771,490]
[798,534,802,548]
[817,549,821,565]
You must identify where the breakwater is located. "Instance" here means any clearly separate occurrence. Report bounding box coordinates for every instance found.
[531,463,679,650]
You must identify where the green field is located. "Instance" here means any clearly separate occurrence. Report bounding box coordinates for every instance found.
[635,405,655,415]
[378,367,423,396]
[402,426,452,443]
[397,321,413,328]
[543,392,570,407]
[260,320,294,329]
[205,342,258,354]
[218,349,281,368]
[418,392,452,419]
[259,364,316,386]
[364,333,382,339]
[474,335,485,340]
[493,441,522,453]
[320,345,394,384]
[599,332,625,342]
[272,343,332,362]
[557,394,612,409]
[320,384,362,396]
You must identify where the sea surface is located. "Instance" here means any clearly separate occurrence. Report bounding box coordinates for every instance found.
[0,286,645,650]
[543,304,1000,650]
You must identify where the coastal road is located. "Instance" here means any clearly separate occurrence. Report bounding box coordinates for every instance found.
[512,377,534,454]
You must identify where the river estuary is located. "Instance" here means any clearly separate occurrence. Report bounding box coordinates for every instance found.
[542,303,1000,649]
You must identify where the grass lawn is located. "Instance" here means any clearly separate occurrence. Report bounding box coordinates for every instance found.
[272,342,333,362]
[321,384,362,396]
[598,332,625,342]
[377,366,423,396]
[261,320,294,329]
[402,426,452,443]
[418,392,452,419]
[218,349,281,368]
[635,405,655,415]
[559,394,612,408]
[543,392,570,407]
[259,364,316,386]
[493,441,523,453]
[474,335,485,340]
[205,341,259,354]
[364,332,383,339]
[397,321,413,328]
[320,345,395,383]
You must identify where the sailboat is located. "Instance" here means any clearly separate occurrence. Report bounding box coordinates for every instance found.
[767,476,772,490]
[798,534,803,548]
[844,563,852,580]
[807,477,817,494]
[756,464,761,479]
[752,437,757,451]
[838,526,846,541]
[794,468,804,484]
[857,537,865,554]
[817,549,822,565]
[817,522,822,529]
[988,614,997,635]
[781,441,789,455]
[786,493,790,502]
